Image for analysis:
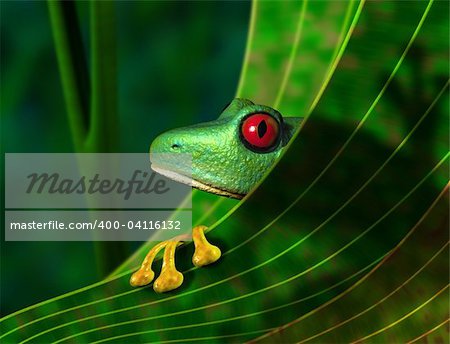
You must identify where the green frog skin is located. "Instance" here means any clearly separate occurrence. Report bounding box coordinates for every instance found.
[130,98,302,292]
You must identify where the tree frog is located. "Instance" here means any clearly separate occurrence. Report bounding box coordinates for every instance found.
[130,98,302,292]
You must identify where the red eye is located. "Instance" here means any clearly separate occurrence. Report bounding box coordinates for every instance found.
[241,113,280,151]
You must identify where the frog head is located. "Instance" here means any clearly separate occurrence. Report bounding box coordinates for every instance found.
[150,98,302,198]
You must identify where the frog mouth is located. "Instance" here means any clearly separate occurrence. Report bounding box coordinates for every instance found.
[151,165,244,199]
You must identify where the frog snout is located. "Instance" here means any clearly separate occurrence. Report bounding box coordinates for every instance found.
[170,143,182,151]
[150,132,183,154]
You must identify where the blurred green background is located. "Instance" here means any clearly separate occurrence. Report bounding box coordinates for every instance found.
[1,0,250,316]
[1,0,448,343]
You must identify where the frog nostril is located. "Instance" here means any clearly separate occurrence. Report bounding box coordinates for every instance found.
[171,143,181,150]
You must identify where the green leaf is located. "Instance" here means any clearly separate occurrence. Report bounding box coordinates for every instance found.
[47,0,126,275]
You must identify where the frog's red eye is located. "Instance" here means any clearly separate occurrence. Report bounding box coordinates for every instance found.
[241,113,280,152]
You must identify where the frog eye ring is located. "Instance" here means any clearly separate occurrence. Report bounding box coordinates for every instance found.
[240,113,281,153]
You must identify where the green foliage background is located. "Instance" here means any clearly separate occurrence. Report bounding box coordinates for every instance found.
[1,0,449,343]
[1,0,249,315]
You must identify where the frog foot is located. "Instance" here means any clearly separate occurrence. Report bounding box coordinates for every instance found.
[130,225,221,293]
[192,225,221,267]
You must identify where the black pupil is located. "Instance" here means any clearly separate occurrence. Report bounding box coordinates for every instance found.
[257,120,267,138]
